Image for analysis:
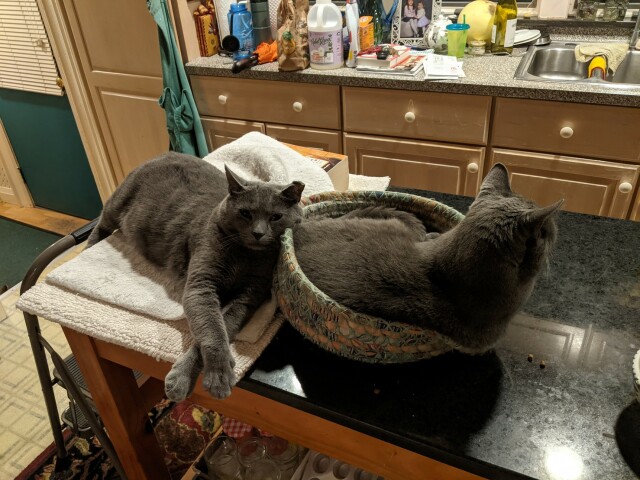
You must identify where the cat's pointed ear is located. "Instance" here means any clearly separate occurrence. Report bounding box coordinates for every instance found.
[225,165,246,195]
[524,199,564,232]
[280,181,305,204]
[479,163,512,196]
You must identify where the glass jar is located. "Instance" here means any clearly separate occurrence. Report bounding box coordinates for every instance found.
[603,0,619,21]
[244,458,281,480]
[576,0,597,20]
[237,436,266,468]
[469,39,486,56]
[615,0,629,20]
[265,437,300,480]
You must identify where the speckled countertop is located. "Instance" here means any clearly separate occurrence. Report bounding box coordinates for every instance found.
[186,35,640,107]
[241,190,640,480]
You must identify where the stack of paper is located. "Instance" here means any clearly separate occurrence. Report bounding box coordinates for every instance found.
[356,50,433,77]
[423,54,465,80]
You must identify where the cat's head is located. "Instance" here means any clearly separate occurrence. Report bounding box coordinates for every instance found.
[466,163,563,282]
[218,165,305,250]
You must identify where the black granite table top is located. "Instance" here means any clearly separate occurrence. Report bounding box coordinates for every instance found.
[239,190,640,480]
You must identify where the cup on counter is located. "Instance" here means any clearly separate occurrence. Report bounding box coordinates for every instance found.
[446,23,469,59]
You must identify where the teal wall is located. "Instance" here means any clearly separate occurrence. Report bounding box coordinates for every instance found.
[0,88,102,219]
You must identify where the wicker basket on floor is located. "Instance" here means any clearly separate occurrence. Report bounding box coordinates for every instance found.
[276,191,465,364]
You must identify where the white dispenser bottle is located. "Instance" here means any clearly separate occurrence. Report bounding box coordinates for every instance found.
[307,0,343,70]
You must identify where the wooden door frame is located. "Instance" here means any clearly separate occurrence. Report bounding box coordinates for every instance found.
[0,120,33,207]
[37,0,117,203]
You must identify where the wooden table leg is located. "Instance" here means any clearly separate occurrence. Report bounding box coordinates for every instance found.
[63,328,171,480]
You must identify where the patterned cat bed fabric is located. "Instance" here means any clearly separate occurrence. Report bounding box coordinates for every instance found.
[276,191,466,364]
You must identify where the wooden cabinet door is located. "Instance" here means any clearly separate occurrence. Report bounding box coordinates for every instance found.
[201,117,265,151]
[490,149,640,219]
[62,0,169,183]
[265,125,342,153]
[344,133,485,196]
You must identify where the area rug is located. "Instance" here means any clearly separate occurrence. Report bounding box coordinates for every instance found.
[0,217,61,289]
[16,399,222,480]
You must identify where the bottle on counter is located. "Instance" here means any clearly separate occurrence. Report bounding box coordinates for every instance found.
[227,2,254,60]
[490,0,517,55]
[250,0,272,46]
[307,0,343,70]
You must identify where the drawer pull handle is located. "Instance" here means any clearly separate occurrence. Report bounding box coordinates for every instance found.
[218,95,227,105]
[619,182,633,194]
[467,163,479,174]
[293,101,303,112]
[560,126,573,138]
[404,112,416,123]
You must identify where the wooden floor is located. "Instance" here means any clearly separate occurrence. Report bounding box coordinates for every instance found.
[0,202,90,236]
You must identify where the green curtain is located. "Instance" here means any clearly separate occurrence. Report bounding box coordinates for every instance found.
[147,0,208,158]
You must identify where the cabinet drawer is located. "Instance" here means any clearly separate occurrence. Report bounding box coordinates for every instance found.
[344,133,485,196]
[493,98,640,163]
[342,87,491,145]
[490,149,640,219]
[265,124,342,153]
[201,117,265,151]
[191,76,341,130]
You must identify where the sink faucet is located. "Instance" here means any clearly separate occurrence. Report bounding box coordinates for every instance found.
[631,9,640,49]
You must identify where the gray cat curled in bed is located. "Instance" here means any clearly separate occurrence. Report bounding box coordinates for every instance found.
[293,164,563,352]
[87,152,304,399]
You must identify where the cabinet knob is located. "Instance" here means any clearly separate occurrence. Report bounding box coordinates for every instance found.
[467,162,479,174]
[404,112,416,123]
[293,101,303,112]
[218,95,227,105]
[560,126,574,138]
[619,182,633,194]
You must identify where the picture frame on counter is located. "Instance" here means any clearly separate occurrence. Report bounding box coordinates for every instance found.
[391,0,441,46]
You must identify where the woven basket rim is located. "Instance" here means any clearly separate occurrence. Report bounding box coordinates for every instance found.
[282,190,465,336]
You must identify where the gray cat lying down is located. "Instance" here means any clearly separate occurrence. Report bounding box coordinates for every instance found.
[293,164,563,352]
[87,152,305,399]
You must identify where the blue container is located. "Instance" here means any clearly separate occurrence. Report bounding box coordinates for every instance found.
[228,3,254,60]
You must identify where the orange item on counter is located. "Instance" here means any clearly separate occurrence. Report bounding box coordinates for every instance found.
[255,41,278,64]
[359,16,374,51]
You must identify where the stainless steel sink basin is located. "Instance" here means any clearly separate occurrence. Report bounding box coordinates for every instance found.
[515,42,640,88]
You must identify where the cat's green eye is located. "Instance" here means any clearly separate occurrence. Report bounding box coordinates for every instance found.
[270,213,283,221]
[239,209,252,219]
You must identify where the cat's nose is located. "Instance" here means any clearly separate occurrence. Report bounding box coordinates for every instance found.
[252,231,265,240]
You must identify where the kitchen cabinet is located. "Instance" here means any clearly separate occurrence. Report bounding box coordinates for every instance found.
[493,98,640,163]
[342,87,491,146]
[490,149,640,218]
[190,76,640,218]
[201,117,265,150]
[344,133,484,196]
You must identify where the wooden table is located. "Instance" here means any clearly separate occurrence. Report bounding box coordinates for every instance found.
[63,328,484,480]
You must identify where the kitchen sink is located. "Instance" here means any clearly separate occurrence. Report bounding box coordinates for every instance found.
[514,41,640,88]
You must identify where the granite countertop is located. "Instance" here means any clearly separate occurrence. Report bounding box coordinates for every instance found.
[240,191,640,480]
[186,35,640,107]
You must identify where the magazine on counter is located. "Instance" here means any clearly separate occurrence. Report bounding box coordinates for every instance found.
[355,50,433,76]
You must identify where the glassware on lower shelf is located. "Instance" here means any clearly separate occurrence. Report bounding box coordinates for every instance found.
[577,0,597,20]
[615,0,629,19]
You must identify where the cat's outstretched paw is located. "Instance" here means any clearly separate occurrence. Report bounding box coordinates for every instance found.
[202,354,237,399]
[164,368,196,402]
[164,345,202,401]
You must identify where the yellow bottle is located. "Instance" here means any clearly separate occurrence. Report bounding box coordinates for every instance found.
[491,0,517,55]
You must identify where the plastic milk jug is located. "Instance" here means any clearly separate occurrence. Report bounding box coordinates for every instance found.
[307,0,343,70]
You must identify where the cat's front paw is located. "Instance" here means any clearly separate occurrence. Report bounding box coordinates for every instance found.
[165,368,194,402]
[202,351,236,399]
